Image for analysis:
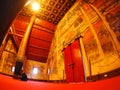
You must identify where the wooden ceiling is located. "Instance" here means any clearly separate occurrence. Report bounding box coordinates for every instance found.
[19,0,76,25]
[11,0,76,63]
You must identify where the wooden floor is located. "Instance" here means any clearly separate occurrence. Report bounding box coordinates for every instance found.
[0,74,120,90]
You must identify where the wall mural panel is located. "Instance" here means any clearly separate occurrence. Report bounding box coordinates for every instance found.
[105,3,120,43]
[0,38,17,75]
[93,20,115,55]
[48,0,120,80]
[83,28,99,64]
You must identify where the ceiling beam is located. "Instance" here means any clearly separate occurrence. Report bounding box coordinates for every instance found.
[27,52,48,58]
[30,35,52,43]
[33,24,54,34]
[4,49,16,55]
[8,32,23,37]
[14,29,52,42]
[28,44,50,51]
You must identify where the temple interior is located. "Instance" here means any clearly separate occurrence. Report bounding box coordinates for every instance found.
[0,0,120,87]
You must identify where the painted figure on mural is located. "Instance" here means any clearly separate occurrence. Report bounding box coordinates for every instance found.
[105,11,120,42]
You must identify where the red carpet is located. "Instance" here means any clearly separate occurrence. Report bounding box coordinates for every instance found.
[0,74,120,90]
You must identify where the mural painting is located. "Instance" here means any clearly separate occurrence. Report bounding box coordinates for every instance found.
[105,8,120,43]
[83,28,99,64]
[93,20,115,55]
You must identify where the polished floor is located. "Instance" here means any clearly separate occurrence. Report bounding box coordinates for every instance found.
[0,74,120,90]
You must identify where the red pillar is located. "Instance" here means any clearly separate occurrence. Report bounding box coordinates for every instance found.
[14,15,36,76]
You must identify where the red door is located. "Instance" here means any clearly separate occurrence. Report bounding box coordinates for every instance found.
[64,45,74,82]
[63,39,85,83]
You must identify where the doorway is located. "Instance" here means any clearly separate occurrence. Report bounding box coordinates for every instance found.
[63,39,85,83]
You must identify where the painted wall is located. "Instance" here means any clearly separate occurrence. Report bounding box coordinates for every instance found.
[48,0,120,81]
[24,60,47,80]
[0,38,17,75]
[0,36,48,80]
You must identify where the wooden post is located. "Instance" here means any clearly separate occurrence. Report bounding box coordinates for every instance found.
[14,15,36,76]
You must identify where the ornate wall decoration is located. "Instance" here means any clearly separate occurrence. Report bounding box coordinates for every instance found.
[105,10,120,42]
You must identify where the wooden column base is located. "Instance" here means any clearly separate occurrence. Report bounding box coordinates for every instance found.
[14,61,23,76]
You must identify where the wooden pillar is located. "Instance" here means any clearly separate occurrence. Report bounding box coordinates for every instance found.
[14,15,36,76]
[79,36,91,81]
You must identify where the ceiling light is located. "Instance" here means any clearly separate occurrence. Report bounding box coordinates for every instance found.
[32,2,40,11]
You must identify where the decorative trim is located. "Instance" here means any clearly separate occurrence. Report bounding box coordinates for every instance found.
[87,68,120,81]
